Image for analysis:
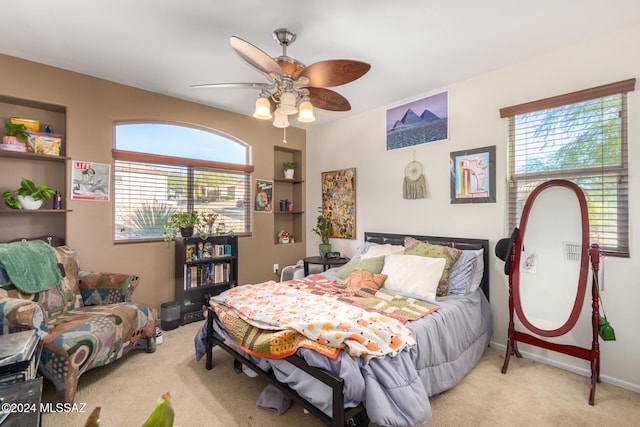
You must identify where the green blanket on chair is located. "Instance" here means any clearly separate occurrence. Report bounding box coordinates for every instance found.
[0,240,62,293]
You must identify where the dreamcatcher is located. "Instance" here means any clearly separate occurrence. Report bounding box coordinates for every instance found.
[403,151,427,199]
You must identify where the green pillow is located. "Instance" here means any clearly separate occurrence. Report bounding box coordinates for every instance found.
[404,237,462,296]
[335,256,385,280]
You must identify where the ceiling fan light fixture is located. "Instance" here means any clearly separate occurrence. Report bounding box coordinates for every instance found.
[279,91,298,115]
[297,100,315,123]
[273,109,290,128]
[253,96,272,120]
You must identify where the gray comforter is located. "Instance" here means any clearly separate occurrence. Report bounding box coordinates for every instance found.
[195,288,492,426]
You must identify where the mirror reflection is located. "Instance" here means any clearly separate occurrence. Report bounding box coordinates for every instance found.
[515,184,587,335]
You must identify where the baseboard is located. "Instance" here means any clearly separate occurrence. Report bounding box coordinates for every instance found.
[489,341,640,394]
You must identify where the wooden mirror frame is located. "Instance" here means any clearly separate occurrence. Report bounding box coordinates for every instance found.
[512,179,590,337]
[501,179,602,405]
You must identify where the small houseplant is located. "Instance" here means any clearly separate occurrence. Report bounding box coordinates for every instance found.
[312,207,332,256]
[163,210,204,242]
[1,177,56,209]
[283,161,297,179]
[3,122,29,150]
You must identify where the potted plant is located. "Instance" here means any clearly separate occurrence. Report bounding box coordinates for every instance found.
[312,207,332,256]
[1,177,56,209]
[283,161,297,179]
[2,122,29,151]
[163,210,204,242]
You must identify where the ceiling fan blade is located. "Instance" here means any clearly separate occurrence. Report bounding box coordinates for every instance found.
[307,87,351,112]
[190,82,272,89]
[230,36,282,81]
[300,60,371,88]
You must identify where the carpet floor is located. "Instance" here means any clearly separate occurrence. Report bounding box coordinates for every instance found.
[40,321,640,426]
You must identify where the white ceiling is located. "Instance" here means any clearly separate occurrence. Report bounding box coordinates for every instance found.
[2,1,639,127]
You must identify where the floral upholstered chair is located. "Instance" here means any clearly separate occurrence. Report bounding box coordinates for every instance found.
[0,242,156,403]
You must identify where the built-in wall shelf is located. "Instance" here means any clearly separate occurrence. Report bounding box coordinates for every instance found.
[0,94,68,241]
[273,146,304,245]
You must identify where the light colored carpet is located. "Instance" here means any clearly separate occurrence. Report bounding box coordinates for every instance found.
[41,321,640,427]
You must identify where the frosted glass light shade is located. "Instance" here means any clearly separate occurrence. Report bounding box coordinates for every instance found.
[253,97,272,120]
[297,100,315,123]
[273,109,290,128]
[279,91,298,115]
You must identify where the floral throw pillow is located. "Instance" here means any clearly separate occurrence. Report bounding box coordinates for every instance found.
[403,237,463,296]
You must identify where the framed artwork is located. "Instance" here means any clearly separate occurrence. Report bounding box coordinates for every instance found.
[254,179,273,213]
[70,160,111,201]
[450,145,496,204]
[386,90,449,150]
[321,168,356,239]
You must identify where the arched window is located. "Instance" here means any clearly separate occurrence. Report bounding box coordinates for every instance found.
[113,122,253,242]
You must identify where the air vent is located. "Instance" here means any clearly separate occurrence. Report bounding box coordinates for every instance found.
[564,242,581,261]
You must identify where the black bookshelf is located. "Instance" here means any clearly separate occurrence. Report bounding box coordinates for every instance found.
[174,234,238,324]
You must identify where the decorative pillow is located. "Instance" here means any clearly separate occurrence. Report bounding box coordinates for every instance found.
[352,242,379,259]
[448,249,483,295]
[343,269,387,290]
[335,256,385,280]
[381,254,445,301]
[403,237,463,296]
[468,249,485,294]
[360,244,404,259]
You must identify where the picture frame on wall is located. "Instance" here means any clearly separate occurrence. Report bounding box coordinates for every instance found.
[386,90,449,151]
[450,145,496,204]
[254,179,273,213]
[70,160,111,201]
[321,168,356,239]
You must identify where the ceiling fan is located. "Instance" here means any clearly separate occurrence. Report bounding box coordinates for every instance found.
[191,28,371,128]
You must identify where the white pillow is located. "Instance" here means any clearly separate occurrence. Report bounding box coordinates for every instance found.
[381,254,446,301]
[361,244,404,259]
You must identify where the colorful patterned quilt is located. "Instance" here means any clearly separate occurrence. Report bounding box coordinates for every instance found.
[209,274,438,361]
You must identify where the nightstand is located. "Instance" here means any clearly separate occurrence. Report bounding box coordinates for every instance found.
[303,256,348,276]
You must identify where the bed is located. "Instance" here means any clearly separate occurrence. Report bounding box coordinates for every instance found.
[195,232,492,426]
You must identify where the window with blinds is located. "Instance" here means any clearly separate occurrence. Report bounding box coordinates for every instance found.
[113,123,253,242]
[501,79,635,257]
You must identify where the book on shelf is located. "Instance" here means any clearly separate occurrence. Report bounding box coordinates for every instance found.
[184,264,191,289]
[190,265,198,288]
[185,244,197,262]
[202,242,213,259]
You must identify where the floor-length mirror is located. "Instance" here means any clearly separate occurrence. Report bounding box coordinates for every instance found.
[501,179,601,405]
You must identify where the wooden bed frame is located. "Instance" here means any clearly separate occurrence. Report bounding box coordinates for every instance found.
[205,232,490,426]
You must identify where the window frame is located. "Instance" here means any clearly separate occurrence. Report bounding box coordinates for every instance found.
[112,123,255,243]
[501,78,635,257]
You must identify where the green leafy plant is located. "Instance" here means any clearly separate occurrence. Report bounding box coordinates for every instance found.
[312,207,331,245]
[283,161,298,170]
[4,122,29,144]
[126,202,178,238]
[1,177,56,209]
[163,210,204,242]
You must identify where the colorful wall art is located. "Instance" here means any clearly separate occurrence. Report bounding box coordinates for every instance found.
[450,145,496,204]
[321,168,356,239]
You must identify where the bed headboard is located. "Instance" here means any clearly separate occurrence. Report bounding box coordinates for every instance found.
[364,232,490,301]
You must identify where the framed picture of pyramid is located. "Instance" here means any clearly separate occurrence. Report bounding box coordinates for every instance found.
[386,91,449,150]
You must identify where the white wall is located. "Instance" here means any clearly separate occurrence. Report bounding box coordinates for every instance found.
[306,24,640,392]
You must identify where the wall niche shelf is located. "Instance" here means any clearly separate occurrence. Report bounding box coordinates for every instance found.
[273,147,304,245]
[0,95,68,241]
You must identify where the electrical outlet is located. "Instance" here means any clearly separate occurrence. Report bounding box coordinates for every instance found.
[274,263,279,274]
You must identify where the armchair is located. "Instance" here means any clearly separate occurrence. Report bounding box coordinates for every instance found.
[0,242,156,403]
